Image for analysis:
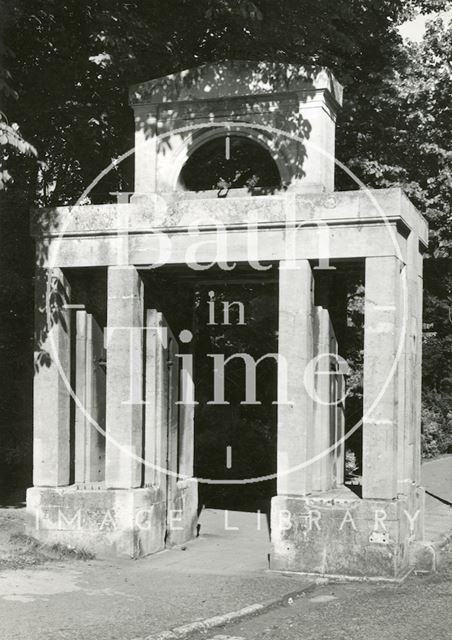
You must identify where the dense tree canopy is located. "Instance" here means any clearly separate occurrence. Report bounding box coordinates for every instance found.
[0,0,451,494]
[1,0,448,203]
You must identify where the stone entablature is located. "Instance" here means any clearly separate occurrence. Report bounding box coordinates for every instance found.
[32,188,427,238]
[32,188,427,269]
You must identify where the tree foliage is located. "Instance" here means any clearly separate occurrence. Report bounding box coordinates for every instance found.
[336,14,452,455]
[3,0,447,204]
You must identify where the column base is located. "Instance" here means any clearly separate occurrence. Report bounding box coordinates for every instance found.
[166,478,200,547]
[26,481,198,558]
[270,486,425,579]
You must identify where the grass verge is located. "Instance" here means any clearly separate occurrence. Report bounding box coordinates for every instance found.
[0,508,94,569]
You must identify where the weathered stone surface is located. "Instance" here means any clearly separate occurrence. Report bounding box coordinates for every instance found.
[32,188,427,243]
[129,61,344,106]
[166,478,198,547]
[33,268,71,487]
[277,260,314,496]
[74,310,106,484]
[363,256,402,500]
[105,266,144,489]
[26,486,168,558]
[143,309,167,488]
[30,187,427,273]
[40,221,408,269]
[311,274,338,492]
[270,489,424,578]
[129,61,343,194]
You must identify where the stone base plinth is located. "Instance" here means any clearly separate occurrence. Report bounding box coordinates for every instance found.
[270,486,425,579]
[166,478,199,547]
[26,481,198,558]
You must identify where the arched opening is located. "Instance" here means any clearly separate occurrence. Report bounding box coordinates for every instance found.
[179,134,282,194]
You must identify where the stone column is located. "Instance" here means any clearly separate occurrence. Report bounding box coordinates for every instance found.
[277,260,314,496]
[311,273,335,491]
[144,309,168,487]
[178,353,195,479]
[105,266,144,488]
[294,89,339,193]
[133,105,158,194]
[362,256,402,499]
[397,229,423,491]
[74,310,106,484]
[33,268,71,487]
[333,337,346,487]
[413,244,424,485]
[166,330,180,501]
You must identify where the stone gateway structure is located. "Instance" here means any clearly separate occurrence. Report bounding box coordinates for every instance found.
[27,61,428,579]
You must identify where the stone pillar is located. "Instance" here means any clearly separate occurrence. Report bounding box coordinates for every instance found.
[33,268,71,487]
[133,105,158,194]
[294,89,339,192]
[311,273,335,491]
[105,266,144,488]
[362,256,402,500]
[166,330,180,497]
[178,357,195,479]
[74,310,106,484]
[144,309,168,488]
[276,260,314,496]
[333,338,345,487]
[397,230,423,491]
[413,243,424,485]
[333,278,348,488]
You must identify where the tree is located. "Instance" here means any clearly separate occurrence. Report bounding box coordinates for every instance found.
[3,0,447,204]
[0,0,37,190]
[337,13,452,455]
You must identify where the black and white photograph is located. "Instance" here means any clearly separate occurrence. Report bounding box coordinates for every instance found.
[0,1,451,638]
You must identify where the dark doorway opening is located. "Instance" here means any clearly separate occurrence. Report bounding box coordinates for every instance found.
[193,277,278,514]
[142,265,278,516]
[336,262,365,492]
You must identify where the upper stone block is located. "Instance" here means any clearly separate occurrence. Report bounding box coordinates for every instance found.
[129,60,343,108]
[129,60,344,196]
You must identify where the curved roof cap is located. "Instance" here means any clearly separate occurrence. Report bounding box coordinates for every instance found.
[129,60,343,109]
